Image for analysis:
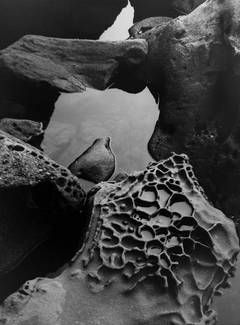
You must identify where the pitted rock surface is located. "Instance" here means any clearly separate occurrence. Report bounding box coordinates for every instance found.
[0,154,238,325]
[0,130,86,207]
[80,153,239,324]
[0,118,43,142]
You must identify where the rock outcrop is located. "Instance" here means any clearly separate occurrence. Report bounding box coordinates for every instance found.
[0,36,148,128]
[0,0,204,132]
[1,1,240,322]
[0,130,86,207]
[128,0,240,217]
[1,0,240,218]
[0,130,88,301]
[0,154,238,325]
[0,118,43,142]
[68,137,116,183]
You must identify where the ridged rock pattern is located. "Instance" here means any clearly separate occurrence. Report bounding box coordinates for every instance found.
[0,155,238,325]
[79,154,239,324]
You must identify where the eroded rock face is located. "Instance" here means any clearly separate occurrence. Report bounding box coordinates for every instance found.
[127,0,240,216]
[0,130,86,207]
[0,130,88,300]
[0,0,203,129]
[0,118,43,142]
[144,0,240,158]
[128,16,173,39]
[1,154,238,325]
[0,36,148,130]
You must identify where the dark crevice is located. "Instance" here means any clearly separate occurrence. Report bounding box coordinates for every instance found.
[0,183,90,302]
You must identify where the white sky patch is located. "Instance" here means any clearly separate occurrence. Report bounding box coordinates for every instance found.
[99,1,134,41]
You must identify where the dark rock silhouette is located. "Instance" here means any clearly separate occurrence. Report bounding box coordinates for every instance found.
[0,0,128,50]
[0,129,89,301]
[0,0,205,52]
[129,0,204,22]
[0,131,118,300]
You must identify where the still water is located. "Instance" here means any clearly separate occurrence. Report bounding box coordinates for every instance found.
[42,87,240,325]
[42,88,158,186]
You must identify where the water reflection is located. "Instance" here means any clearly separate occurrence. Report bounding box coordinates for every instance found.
[43,87,158,174]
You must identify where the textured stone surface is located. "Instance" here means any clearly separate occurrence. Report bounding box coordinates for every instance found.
[0,154,238,325]
[0,130,86,207]
[0,130,88,300]
[128,0,240,217]
[0,118,43,142]
[0,35,148,93]
[0,0,205,128]
[128,16,172,39]
[0,35,148,129]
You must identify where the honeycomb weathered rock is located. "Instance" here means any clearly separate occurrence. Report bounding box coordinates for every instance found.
[0,154,238,325]
[80,153,239,324]
[0,129,86,207]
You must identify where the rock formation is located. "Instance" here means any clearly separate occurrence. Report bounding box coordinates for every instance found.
[0,131,115,300]
[128,16,173,39]
[128,0,240,218]
[0,0,128,50]
[0,0,204,130]
[0,0,206,51]
[0,118,43,142]
[0,130,86,207]
[2,0,240,218]
[0,36,148,128]
[69,137,116,184]
[0,154,238,325]
[0,131,87,301]
[1,1,240,323]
